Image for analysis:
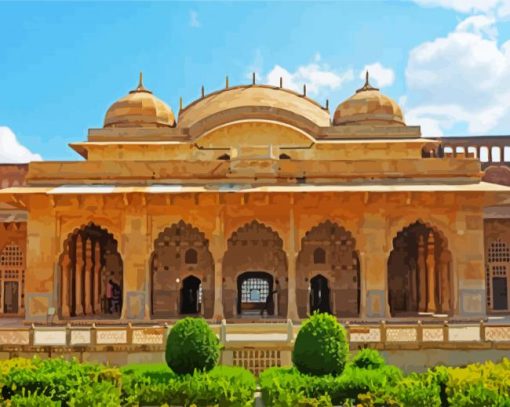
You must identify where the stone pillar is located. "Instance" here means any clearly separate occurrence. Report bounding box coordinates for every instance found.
[361,211,388,318]
[426,232,437,313]
[75,236,84,316]
[440,251,451,314]
[93,242,102,314]
[84,238,93,315]
[212,204,225,321]
[286,195,299,321]
[121,195,149,320]
[61,251,71,318]
[417,234,427,312]
[358,251,367,318]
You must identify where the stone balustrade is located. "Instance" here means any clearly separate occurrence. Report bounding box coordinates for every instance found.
[0,320,508,373]
[427,136,510,169]
[0,320,507,350]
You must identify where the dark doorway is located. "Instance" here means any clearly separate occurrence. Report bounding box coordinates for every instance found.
[3,282,18,314]
[180,276,201,314]
[237,272,274,315]
[310,275,330,314]
[493,277,509,310]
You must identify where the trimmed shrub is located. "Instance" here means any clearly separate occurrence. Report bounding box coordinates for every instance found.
[292,312,349,376]
[121,365,256,407]
[165,317,220,375]
[351,348,385,370]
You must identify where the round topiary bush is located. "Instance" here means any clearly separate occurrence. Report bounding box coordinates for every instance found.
[165,317,220,375]
[351,348,385,369]
[292,312,349,376]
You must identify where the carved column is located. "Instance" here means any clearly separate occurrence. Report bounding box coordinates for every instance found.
[84,238,93,315]
[417,234,427,312]
[93,242,102,314]
[74,236,84,316]
[426,232,437,313]
[440,251,451,314]
[61,251,71,318]
[358,251,367,318]
[286,195,299,321]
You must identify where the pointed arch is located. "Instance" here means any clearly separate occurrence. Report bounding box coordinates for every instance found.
[387,220,452,316]
[297,220,360,318]
[223,220,288,319]
[59,222,123,319]
[150,220,214,318]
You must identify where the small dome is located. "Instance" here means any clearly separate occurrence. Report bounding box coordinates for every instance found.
[333,73,404,126]
[104,73,175,128]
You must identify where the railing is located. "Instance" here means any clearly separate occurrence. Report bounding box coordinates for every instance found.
[431,136,510,170]
[0,320,508,349]
[0,320,508,374]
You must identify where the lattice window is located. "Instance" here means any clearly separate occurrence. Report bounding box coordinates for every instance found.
[0,243,24,313]
[241,278,269,303]
[232,349,281,376]
[488,240,510,263]
[487,240,510,310]
[0,244,23,266]
[493,265,507,277]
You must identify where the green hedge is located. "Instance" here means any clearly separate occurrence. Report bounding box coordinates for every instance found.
[259,363,402,406]
[0,358,256,407]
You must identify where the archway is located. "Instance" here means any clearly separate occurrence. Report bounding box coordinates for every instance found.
[237,271,274,315]
[387,221,452,316]
[297,220,360,318]
[310,275,330,314]
[223,221,287,319]
[151,220,214,318]
[59,223,123,319]
[180,275,202,314]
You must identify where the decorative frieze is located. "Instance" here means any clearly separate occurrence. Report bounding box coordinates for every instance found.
[33,330,66,346]
[96,330,127,344]
[449,326,480,341]
[386,328,417,342]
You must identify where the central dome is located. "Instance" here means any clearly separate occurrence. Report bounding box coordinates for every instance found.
[178,84,331,131]
[104,73,175,128]
[333,73,405,126]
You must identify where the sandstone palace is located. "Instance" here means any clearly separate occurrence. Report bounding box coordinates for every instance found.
[1,73,510,324]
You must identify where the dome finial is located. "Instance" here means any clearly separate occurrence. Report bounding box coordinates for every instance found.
[356,70,379,93]
[137,72,145,90]
[130,71,151,94]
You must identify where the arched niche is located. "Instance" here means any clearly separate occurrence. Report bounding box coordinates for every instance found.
[297,220,360,318]
[151,220,214,318]
[387,220,452,316]
[222,220,288,319]
[59,223,123,319]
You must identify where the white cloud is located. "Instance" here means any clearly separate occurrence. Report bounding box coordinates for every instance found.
[359,63,395,88]
[189,10,200,28]
[0,127,42,163]
[265,56,354,97]
[413,0,510,18]
[404,15,510,136]
[456,15,498,39]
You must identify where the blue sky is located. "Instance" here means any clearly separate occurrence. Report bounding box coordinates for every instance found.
[1,0,510,161]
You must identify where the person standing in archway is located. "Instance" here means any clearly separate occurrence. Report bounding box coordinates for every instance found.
[261,288,278,317]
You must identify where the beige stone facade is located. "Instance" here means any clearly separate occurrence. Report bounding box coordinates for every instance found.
[1,73,510,323]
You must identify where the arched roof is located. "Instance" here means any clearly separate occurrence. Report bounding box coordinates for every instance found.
[178,85,331,136]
